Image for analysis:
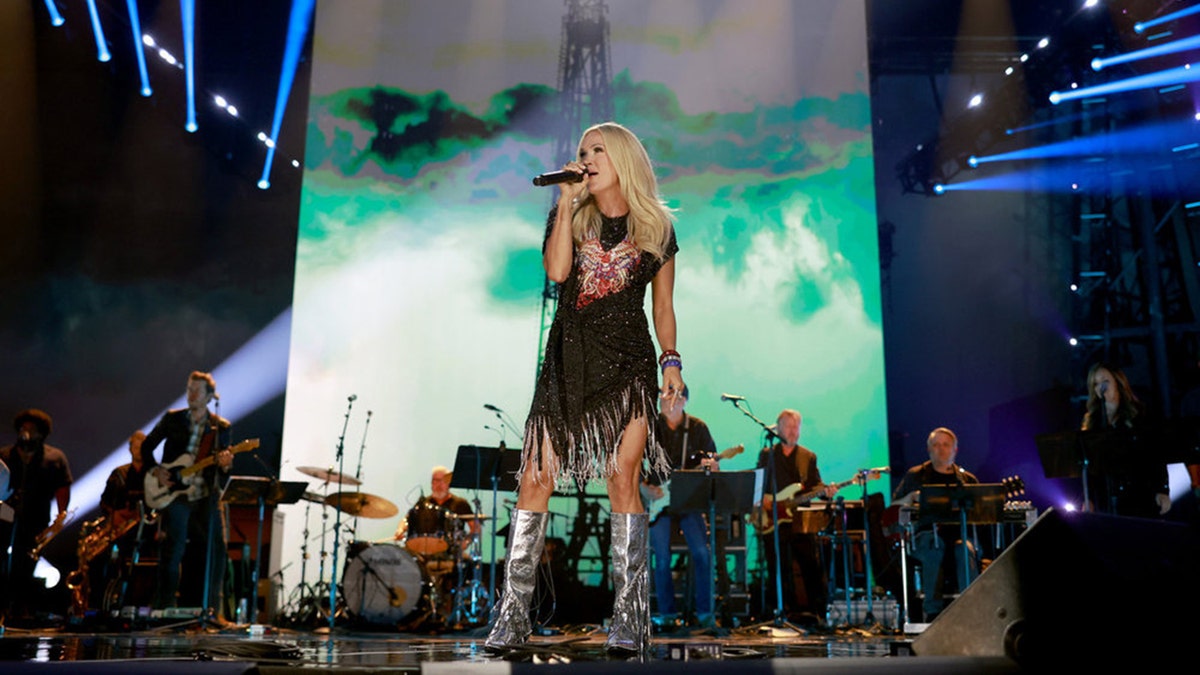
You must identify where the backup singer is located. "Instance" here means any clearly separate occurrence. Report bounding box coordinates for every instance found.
[892,427,979,621]
[486,122,682,656]
[644,385,717,626]
[0,408,73,622]
[140,371,233,614]
[1081,362,1170,517]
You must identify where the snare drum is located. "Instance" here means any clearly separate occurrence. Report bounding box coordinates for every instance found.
[405,502,451,555]
[342,543,426,625]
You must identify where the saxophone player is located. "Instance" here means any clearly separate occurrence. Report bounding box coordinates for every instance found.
[0,408,73,623]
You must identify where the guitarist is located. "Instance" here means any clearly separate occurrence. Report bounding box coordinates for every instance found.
[140,371,233,615]
[644,385,718,626]
[891,426,979,622]
[756,408,836,624]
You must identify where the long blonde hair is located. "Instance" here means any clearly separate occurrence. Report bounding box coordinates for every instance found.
[570,122,674,260]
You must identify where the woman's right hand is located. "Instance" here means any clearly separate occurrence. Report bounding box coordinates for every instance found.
[557,161,588,205]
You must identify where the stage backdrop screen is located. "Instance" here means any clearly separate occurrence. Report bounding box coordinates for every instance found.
[280,0,886,585]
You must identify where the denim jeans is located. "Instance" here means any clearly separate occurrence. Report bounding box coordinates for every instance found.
[650,512,712,615]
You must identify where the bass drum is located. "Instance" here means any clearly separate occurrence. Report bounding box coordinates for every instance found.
[342,543,426,625]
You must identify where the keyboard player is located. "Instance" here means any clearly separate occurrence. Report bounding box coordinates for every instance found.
[892,427,979,622]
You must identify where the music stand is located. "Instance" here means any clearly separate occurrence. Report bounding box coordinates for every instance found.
[670,469,762,632]
[449,445,522,615]
[917,483,1008,594]
[222,477,308,624]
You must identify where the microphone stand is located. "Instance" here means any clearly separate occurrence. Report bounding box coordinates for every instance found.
[722,398,805,635]
[351,411,373,540]
[327,395,356,633]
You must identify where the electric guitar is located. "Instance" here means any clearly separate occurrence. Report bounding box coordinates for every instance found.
[640,444,744,523]
[143,438,260,509]
[751,469,887,535]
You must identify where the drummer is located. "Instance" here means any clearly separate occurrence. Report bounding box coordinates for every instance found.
[394,465,480,554]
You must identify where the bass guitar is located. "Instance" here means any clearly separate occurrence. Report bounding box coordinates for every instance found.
[143,438,260,509]
[640,444,744,524]
[751,468,887,535]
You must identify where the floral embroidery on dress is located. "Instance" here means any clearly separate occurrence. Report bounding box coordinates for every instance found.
[574,236,641,309]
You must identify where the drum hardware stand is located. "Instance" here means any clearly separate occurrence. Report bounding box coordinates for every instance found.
[450,513,489,626]
[722,397,807,636]
[325,394,358,632]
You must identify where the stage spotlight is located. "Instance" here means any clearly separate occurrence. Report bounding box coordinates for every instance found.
[968,93,983,108]
[1063,503,1077,512]
[292,160,300,168]
[968,155,979,168]
[1083,0,1099,8]
[1092,34,1200,72]
[127,0,152,97]
[143,34,155,47]
[1136,5,1200,35]
[1020,53,1030,63]
[226,105,239,117]
[1070,283,1079,292]
[1005,66,1014,76]
[1069,337,1079,346]
[258,0,317,190]
[182,0,197,133]
[1038,37,1050,50]
[85,0,111,62]
[1051,62,1200,104]
[933,183,945,195]
[214,95,228,108]
[158,48,177,65]
[43,0,64,26]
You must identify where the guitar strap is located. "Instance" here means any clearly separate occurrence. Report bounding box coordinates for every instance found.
[678,416,689,470]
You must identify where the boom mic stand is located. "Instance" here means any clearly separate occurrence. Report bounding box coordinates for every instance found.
[722,397,806,636]
[326,394,357,633]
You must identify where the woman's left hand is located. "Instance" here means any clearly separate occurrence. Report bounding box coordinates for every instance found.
[660,366,684,403]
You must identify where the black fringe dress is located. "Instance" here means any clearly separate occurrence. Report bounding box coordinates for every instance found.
[523,208,678,486]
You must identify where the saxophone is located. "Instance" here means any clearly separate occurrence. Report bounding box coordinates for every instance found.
[65,509,155,616]
[28,508,76,559]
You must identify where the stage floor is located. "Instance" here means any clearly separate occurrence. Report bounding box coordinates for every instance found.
[0,620,974,672]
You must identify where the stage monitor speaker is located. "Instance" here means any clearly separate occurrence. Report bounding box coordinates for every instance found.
[913,507,1200,665]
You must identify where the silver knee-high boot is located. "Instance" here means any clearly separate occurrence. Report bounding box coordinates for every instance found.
[485,509,549,651]
[605,512,651,656]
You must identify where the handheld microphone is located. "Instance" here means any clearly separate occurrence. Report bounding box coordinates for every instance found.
[720,393,746,402]
[532,170,585,187]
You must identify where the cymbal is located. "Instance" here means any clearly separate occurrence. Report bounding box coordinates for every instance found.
[323,491,399,519]
[296,466,362,486]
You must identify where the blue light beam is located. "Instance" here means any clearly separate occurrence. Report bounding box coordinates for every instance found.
[1092,33,1200,71]
[1052,63,1200,104]
[43,0,65,26]
[973,119,1200,164]
[1136,5,1200,34]
[126,0,152,96]
[258,0,316,190]
[85,0,112,62]
[181,0,197,132]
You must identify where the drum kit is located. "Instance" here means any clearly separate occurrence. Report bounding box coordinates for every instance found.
[283,465,492,630]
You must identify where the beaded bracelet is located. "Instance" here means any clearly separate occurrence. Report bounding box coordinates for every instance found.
[660,358,682,372]
[658,350,680,365]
